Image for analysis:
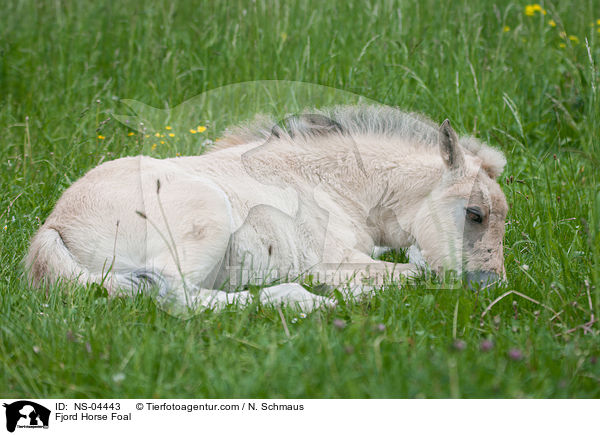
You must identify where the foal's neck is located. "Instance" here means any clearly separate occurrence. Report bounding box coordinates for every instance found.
[282,136,445,248]
[358,145,444,248]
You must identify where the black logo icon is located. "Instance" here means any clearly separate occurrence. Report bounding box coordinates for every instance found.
[3,401,50,433]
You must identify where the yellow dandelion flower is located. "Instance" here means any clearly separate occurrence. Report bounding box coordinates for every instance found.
[155,132,161,137]
[168,133,175,137]
[160,134,165,138]
[197,126,207,133]
[597,19,600,25]
[151,143,157,151]
[503,26,510,32]
[176,152,181,157]
[569,35,579,43]
[189,129,197,134]
[128,132,135,136]
[165,126,172,130]
[97,135,105,140]
[145,134,150,138]
[160,140,165,144]
[559,42,566,48]
[525,4,545,16]
[548,19,556,27]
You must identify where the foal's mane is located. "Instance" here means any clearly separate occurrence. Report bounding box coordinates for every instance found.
[215,105,506,178]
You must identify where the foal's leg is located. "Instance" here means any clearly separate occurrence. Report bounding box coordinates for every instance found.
[153,282,335,316]
[137,174,335,314]
[343,261,419,298]
[372,245,428,268]
[183,283,335,312]
[316,250,420,299]
[136,173,237,313]
[407,245,427,268]
[258,283,337,311]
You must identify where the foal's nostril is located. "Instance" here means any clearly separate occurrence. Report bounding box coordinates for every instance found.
[465,271,500,290]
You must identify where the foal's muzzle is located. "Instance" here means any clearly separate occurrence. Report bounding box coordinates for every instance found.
[465,271,500,290]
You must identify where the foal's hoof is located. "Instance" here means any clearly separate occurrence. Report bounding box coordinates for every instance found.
[465,271,501,290]
[259,283,337,312]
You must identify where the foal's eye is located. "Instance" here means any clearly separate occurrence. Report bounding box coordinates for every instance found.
[466,207,483,223]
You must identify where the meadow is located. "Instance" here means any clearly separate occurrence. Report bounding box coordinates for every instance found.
[0,0,599,398]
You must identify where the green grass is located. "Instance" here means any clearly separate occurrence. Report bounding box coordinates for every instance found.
[1,0,599,398]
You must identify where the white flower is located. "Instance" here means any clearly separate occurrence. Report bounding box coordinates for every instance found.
[522,264,530,271]
[291,318,298,324]
[112,373,126,383]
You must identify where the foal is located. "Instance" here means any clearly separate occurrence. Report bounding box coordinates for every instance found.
[26,106,508,313]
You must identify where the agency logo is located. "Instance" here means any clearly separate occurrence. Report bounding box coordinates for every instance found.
[2,401,50,433]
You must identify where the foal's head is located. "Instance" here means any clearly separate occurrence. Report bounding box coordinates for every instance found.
[413,120,508,288]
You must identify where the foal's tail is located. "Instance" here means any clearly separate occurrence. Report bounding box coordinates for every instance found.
[25,225,92,288]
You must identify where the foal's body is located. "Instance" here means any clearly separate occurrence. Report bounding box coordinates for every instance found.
[27,106,508,312]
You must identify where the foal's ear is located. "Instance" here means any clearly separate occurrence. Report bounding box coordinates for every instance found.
[439,119,465,171]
